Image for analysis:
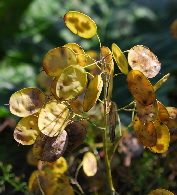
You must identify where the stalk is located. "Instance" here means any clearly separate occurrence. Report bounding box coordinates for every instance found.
[102,72,115,194]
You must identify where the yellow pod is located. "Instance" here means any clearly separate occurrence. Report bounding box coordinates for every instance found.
[83,152,97,177]
[38,100,70,137]
[42,46,77,77]
[64,11,97,39]
[156,101,169,122]
[28,170,58,194]
[128,45,161,78]
[136,100,158,123]
[149,189,174,195]
[112,43,129,75]
[149,120,170,153]
[9,87,45,117]
[14,115,40,145]
[133,115,157,147]
[55,65,87,101]
[64,43,86,67]
[83,75,103,112]
[100,46,114,74]
[127,70,156,106]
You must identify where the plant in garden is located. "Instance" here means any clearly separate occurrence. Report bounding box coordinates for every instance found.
[8,11,177,194]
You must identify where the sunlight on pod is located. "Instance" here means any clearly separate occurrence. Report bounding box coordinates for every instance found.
[149,189,174,195]
[108,102,117,143]
[64,43,86,67]
[56,65,87,100]
[14,115,40,145]
[83,152,97,177]
[64,11,97,39]
[100,46,114,74]
[33,131,68,162]
[126,70,156,106]
[170,19,177,38]
[128,45,161,78]
[64,121,87,154]
[136,100,158,123]
[153,73,170,92]
[149,120,170,153]
[112,43,129,75]
[42,46,77,77]
[9,87,45,117]
[156,101,169,122]
[38,100,70,137]
[83,74,103,112]
[133,115,157,147]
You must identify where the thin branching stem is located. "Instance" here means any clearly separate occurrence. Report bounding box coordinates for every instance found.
[102,69,115,194]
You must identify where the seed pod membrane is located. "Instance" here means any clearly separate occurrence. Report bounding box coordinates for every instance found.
[128,45,161,78]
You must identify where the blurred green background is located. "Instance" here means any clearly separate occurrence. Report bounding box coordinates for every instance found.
[1,0,177,194]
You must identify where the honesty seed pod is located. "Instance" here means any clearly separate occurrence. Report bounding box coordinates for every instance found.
[64,11,97,39]
[127,70,156,106]
[128,45,161,78]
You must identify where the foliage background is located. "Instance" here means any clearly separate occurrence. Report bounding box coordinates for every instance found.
[1,0,177,194]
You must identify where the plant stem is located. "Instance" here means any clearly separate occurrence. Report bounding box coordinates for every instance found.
[102,72,115,194]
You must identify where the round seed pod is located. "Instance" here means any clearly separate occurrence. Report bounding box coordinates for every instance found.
[148,120,170,153]
[33,131,68,162]
[55,65,87,100]
[64,11,97,39]
[127,70,156,106]
[9,87,45,117]
[38,100,70,137]
[14,115,40,145]
[83,75,103,112]
[128,45,161,78]
[42,46,77,77]
[133,115,157,147]
[64,121,87,154]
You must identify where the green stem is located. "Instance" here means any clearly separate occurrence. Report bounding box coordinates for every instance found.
[102,72,115,194]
